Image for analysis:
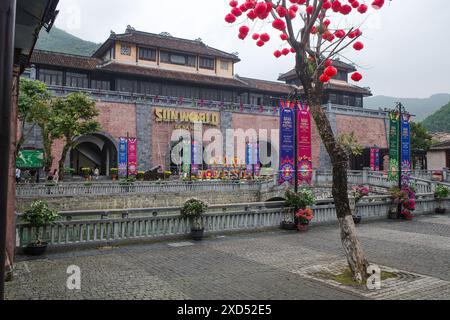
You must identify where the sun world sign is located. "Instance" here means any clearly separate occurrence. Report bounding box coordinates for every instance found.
[154,108,220,126]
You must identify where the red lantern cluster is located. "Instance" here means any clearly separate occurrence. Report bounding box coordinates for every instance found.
[319,64,338,83]
[272,19,286,31]
[256,33,270,47]
[238,25,250,40]
[223,0,382,81]
[371,0,385,10]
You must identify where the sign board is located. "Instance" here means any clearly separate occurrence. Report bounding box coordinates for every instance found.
[16,150,44,169]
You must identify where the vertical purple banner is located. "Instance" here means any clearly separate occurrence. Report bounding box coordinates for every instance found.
[278,100,295,185]
[297,102,313,185]
[118,137,128,177]
[370,148,380,171]
[191,140,200,176]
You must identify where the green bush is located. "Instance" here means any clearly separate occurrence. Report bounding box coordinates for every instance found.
[21,200,60,244]
[435,184,450,200]
[181,198,208,219]
[181,198,208,230]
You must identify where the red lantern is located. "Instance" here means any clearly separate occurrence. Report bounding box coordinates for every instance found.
[351,72,363,82]
[353,41,364,51]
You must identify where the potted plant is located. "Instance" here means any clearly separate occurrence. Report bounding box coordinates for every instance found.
[110,168,119,181]
[282,189,315,230]
[81,167,91,181]
[388,187,409,219]
[434,184,449,214]
[137,171,145,181]
[295,208,315,231]
[21,200,60,256]
[399,186,416,221]
[164,171,172,179]
[181,198,208,241]
[350,186,369,224]
[64,168,75,178]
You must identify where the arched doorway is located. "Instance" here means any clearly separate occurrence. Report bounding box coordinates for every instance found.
[70,133,118,176]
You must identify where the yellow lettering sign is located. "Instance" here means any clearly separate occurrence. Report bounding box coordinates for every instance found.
[154,108,220,126]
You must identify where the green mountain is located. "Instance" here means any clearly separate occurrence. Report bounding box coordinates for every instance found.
[35,27,101,56]
[364,94,450,122]
[422,101,450,133]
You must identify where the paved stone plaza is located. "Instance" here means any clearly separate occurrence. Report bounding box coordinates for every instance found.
[5,214,450,300]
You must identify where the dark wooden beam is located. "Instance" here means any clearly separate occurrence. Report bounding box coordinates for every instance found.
[0,0,16,301]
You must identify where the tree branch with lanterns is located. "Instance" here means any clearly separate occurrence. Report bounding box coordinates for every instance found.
[224,0,387,283]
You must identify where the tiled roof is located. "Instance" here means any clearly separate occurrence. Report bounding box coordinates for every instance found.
[98,62,249,89]
[237,76,295,95]
[30,50,101,70]
[94,30,240,62]
[292,79,372,96]
[278,60,356,81]
[430,141,450,151]
[324,79,372,96]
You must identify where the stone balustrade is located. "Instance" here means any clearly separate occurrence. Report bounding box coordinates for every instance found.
[15,194,449,250]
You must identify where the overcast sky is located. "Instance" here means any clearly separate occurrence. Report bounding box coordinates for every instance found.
[53,0,449,98]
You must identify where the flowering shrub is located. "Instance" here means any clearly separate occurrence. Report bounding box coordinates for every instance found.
[390,187,410,204]
[352,186,369,203]
[295,208,314,225]
[400,210,413,220]
[403,199,416,211]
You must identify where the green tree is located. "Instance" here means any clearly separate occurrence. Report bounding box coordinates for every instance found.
[411,122,433,153]
[18,79,54,172]
[422,101,450,133]
[50,93,100,181]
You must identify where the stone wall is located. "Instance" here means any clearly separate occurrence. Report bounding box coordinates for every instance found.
[16,185,334,212]
[16,189,263,212]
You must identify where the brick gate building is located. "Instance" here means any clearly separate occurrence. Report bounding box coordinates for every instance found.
[23,26,390,175]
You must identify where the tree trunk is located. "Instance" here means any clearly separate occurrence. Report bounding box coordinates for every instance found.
[309,100,369,283]
[58,143,70,181]
[42,127,53,174]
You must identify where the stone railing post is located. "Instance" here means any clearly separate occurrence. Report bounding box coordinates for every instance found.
[362,167,370,185]
[443,169,449,182]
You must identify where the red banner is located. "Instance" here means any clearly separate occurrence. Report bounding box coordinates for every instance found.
[370,148,380,171]
[297,102,313,185]
[127,138,138,175]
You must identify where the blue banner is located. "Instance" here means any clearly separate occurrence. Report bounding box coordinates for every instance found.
[118,137,128,177]
[401,116,411,187]
[192,140,200,175]
[278,101,295,185]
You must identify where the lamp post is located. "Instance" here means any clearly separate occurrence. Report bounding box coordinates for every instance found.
[126,132,129,179]
[293,99,299,194]
[391,102,412,218]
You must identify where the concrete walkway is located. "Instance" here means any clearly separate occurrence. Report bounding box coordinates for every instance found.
[6,214,450,300]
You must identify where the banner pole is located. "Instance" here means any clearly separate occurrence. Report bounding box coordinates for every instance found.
[294,101,299,194]
[397,103,403,218]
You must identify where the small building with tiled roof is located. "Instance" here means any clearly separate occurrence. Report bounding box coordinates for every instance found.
[427,140,450,171]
